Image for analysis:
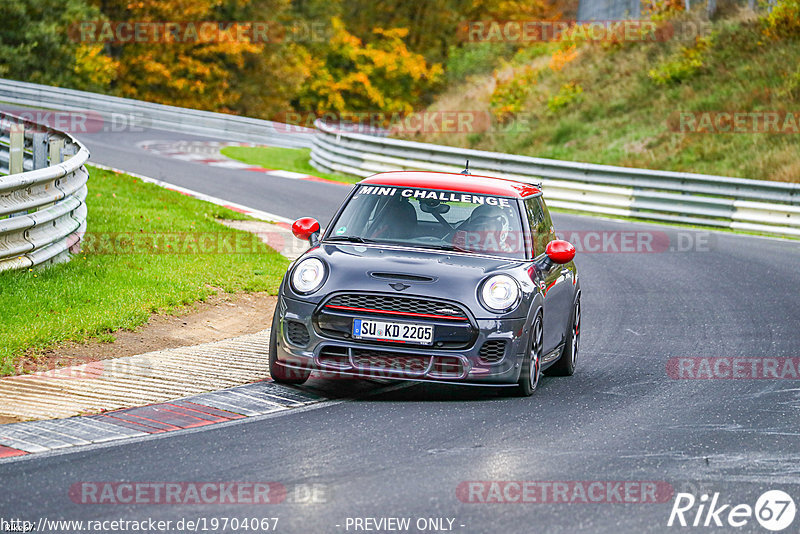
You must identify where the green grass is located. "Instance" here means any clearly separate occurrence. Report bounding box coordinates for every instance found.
[0,165,290,376]
[221,146,360,184]
[410,10,800,183]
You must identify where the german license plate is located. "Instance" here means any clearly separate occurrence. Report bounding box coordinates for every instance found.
[352,319,433,345]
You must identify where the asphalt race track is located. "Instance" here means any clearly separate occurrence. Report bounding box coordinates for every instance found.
[1,125,799,533]
[78,126,349,224]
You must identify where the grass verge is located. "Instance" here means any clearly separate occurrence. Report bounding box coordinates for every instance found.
[0,165,290,376]
[221,146,360,184]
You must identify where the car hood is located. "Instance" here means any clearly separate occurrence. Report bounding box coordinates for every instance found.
[287,242,535,318]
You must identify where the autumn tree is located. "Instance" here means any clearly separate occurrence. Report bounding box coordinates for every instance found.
[89,0,306,117]
[0,0,116,91]
[338,0,566,64]
[293,17,443,116]
[1,0,573,120]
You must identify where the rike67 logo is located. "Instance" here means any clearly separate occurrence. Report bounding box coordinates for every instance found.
[668,490,796,531]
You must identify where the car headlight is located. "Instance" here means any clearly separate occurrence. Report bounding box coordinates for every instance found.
[480,274,520,312]
[291,258,326,294]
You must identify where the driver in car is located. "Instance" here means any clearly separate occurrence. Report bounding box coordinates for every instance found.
[454,204,515,254]
[368,198,418,240]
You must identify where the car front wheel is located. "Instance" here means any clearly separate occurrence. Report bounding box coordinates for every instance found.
[509,313,542,397]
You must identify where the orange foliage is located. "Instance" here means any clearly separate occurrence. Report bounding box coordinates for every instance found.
[549,45,578,71]
[99,0,301,116]
[295,18,443,115]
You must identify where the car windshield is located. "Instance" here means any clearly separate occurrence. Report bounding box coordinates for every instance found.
[326,184,527,259]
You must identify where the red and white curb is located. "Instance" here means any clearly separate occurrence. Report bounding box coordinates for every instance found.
[0,380,323,458]
[0,328,327,459]
[137,140,348,186]
[0,330,279,423]
[138,140,263,171]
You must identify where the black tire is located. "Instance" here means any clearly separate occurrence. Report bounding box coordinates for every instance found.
[508,312,543,397]
[269,309,311,385]
[547,292,580,377]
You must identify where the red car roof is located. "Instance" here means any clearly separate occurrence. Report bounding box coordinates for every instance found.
[360,171,541,199]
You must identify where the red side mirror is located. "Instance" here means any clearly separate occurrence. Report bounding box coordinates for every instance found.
[545,240,576,264]
[292,217,321,243]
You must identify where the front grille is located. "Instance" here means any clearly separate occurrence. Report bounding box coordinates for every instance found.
[351,348,430,376]
[479,340,507,364]
[285,320,310,347]
[325,294,468,321]
[315,294,476,349]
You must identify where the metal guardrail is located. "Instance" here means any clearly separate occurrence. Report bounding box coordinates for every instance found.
[311,120,800,237]
[0,112,89,271]
[0,79,313,149]
[3,79,796,237]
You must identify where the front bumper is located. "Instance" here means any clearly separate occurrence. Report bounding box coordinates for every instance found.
[275,294,529,386]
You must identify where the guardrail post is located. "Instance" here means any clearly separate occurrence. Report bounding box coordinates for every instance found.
[9,123,24,174]
[49,137,65,165]
[32,132,48,170]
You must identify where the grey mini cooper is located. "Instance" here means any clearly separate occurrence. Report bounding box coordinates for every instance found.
[269,170,580,396]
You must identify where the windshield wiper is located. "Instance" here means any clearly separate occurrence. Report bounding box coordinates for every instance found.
[324,235,376,244]
[326,237,472,253]
[413,243,473,253]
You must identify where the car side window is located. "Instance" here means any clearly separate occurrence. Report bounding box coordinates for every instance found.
[538,197,557,254]
[524,197,551,256]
